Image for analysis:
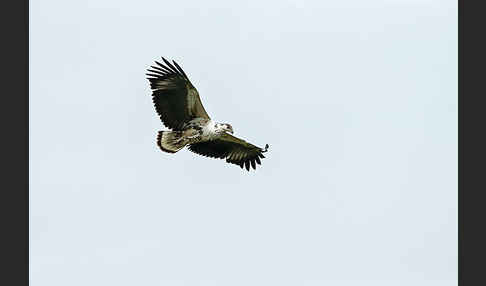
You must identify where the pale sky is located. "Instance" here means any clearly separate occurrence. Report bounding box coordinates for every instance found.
[30,0,457,285]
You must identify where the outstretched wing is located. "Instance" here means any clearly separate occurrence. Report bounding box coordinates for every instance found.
[146,57,210,130]
[188,133,269,171]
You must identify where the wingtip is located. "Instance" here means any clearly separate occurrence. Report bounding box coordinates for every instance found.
[262,144,269,153]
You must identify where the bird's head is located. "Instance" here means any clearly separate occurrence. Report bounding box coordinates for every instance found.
[216,123,234,134]
[223,123,234,134]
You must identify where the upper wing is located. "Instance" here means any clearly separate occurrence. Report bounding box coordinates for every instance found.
[146,57,210,130]
[188,133,269,171]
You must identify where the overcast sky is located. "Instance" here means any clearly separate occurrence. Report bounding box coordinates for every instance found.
[30,0,457,285]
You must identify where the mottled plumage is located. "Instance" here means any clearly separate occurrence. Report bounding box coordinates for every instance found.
[146,57,269,171]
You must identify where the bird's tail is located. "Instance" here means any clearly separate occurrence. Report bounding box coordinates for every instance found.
[156,131,188,153]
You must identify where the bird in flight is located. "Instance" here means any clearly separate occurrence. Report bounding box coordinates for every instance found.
[146,57,269,171]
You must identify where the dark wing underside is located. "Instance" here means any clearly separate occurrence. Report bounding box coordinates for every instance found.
[146,57,210,130]
[188,133,269,171]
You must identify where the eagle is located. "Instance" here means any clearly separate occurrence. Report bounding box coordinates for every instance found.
[146,57,269,171]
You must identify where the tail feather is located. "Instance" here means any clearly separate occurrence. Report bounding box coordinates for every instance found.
[157,131,187,153]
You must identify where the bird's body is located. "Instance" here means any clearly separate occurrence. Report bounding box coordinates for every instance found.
[199,120,224,141]
[156,118,228,152]
[146,57,269,171]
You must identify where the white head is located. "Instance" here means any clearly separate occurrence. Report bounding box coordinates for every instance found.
[215,123,234,134]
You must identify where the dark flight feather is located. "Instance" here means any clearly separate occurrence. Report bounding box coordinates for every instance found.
[147,57,210,130]
[188,133,268,171]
